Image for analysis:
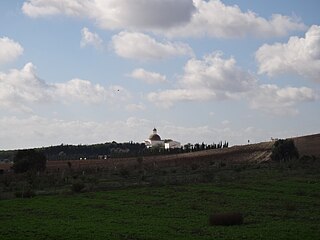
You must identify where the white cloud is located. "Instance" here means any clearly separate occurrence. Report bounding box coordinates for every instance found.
[55,79,117,104]
[0,63,52,112]
[148,89,216,108]
[159,124,270,146]
[80,27,103,49]
[111,31,193,60]
[125,103,146,112]
[22,0,195,30]
[181,52,256,92]
[55,80,130,105]
[0,114,254,149]
[147,52,318,114]
[256,25,320,82]
[22,0,92,18]
[22,0,304,38]
[165,0,306,38]
[94,0,195,31]
[148,52,256,107]
[0,113,314,149]
[248,84,317,115]
[0,115,152,149]
[129,68,167,84]
[0,63,129,112]
[222,120,231,125]
[0,37,24,65]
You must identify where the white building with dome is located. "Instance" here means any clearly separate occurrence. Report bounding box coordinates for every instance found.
[145,128,181,149]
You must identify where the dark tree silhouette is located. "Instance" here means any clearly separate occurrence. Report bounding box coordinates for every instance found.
[13,149,47,173]
[271,139,299,162]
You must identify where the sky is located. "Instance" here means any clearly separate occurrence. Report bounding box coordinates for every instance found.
[0,0,319,150]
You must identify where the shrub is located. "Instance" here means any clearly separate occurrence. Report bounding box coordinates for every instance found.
[201,169,215,182]
[136,157,143,165]
[13,149,47,173]
[191,163,199,171]
[72,181,85,193]
[295,189,307,196]
[119,168,130,178]
[219,162,226,168]
[299,155,315,164]
[284,202,297,211]
[271,139,299,162]
[15,188,35,198]
[209,212,244,226]
[67,161,72,169]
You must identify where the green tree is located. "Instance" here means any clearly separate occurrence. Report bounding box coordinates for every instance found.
[271,139,299,162]
[13,149,47,173]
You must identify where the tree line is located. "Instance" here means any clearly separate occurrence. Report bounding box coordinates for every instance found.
[1,140,229,163]
[5,138,307,175]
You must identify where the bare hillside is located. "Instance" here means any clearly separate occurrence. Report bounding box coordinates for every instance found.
[293,133,320,158]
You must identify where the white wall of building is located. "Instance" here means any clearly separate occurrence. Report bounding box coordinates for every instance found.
[165,141,181,149]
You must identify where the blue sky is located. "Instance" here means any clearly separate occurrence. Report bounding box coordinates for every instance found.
[0,0,319,150]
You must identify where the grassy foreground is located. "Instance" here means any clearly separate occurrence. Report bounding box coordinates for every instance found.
[1,167,320,240]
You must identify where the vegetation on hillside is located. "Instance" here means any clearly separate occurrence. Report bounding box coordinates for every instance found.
[271,139,299,162]
[0,140,229,161]
[13,149,46,173]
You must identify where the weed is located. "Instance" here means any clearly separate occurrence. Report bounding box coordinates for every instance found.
[72,180,85,193]
[209,212,244,226]
[15,188,35,198]
[119,168,130,178]
[191,163,200,170]
[295,189,307,196]
[201,169,215,182]
[284,202,297,211]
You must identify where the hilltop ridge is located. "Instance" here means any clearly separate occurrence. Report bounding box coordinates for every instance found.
[1,133,319,172]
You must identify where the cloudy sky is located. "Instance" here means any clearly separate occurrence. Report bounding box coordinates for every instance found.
[0,0,319,150]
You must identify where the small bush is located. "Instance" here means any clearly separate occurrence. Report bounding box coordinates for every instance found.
[119,168,130,178]
[72,181,85,193]
[295,189,307,196]
[15,188,36,198]
[299,155,315,164]
[271,139,299,162]
[201,170,214,182]
[284,202,297,211]
[234,166,243,172]
[219,162,226,168]
[136,157,143,165]
[209,212,244,226]
[191,163,199,171]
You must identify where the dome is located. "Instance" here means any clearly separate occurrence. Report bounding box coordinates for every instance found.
[148,128,161,141]
[149,133,161,141]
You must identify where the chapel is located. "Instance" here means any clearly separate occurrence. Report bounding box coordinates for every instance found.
[145,128,181,149]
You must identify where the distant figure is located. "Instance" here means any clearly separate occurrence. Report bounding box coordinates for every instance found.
[248,140,250,144]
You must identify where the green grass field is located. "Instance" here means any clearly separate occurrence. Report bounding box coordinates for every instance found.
[1,166,320,240]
